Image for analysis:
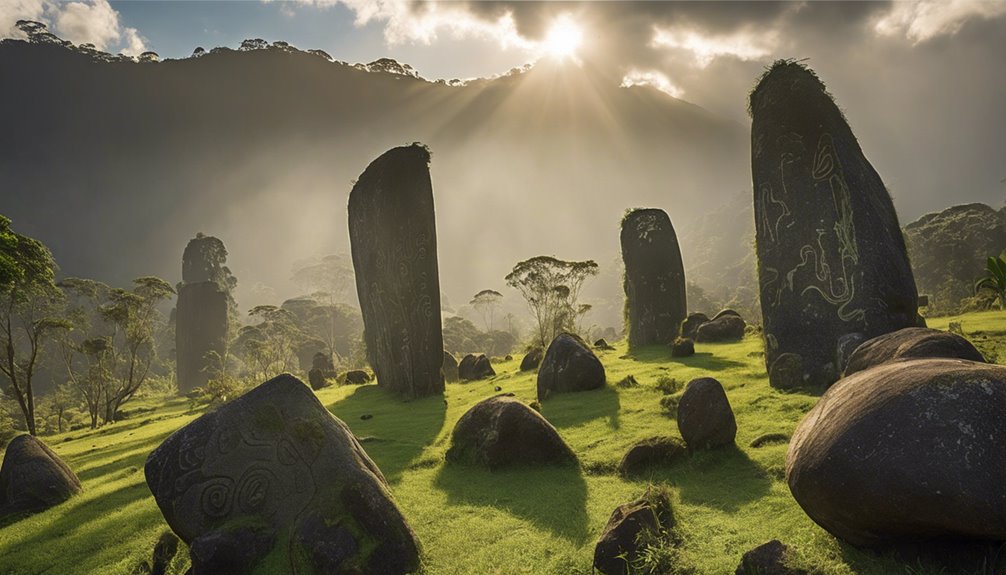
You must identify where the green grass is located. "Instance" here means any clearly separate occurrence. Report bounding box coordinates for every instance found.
[3,314,1006,574]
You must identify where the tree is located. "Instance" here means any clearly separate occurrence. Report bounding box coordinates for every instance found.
[470,289,503,332]
[975,250,1006,310]
[504,256,598,349]
[237,305,303,380]
[57,277,110,429]
[291,254,355,305]
[0,215,68,435]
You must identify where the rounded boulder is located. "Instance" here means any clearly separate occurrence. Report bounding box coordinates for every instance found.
[843,327,985,377]
[537,333,606,399]
[677,378,737,450]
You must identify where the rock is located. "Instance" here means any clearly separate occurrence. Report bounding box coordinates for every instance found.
[618,436,688,477]
[593,338,615,350]
[504,354,513,361]
[520,347,543,371]
[751,61,919,389]
[713,309,742,320]
[680,312,710,339]
[458,353,495,381]
[144,374,420,574]
[151,531,180,575]
[593,488,674,575]
[308,368,331,391]
[768,353,805,390]
[311,351,335,372]
[348,144,445,398]
[695,315,746,342]
[343,370,371,385]
[834,332,867,375]
[176,281,229,394]
[0,435,83,520]
[537,333,606,399]
[677,378,737,450]
[786,358,1006,547]
[735,540,807,575]
[843,327,985,377]
[621,208,687,348]
[442,350,459,382]
[670,337,695,357]
[445,395,576,468]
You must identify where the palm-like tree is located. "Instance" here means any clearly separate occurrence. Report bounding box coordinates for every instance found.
[974,249,1006,309]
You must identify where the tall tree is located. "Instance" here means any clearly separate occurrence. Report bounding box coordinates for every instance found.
[505,256,598,349]
[470,289,503,332]
[0,215,67,435]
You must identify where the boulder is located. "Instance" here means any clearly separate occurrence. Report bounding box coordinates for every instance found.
[787,359,1006,546]
[695,315,746,342]
[344,370,371,385]
[458,353,495,381]
[834,332,867,375]
[593,338,615,350]
[677,378,736,450]
[445,395,576,469]
[442,350,459,382]
[593,488,674,575]
[348,144,445,398]
[537,333,606,398]
[713,309,742,321]
[670,337,695,358]
[308,368,331,390]
[620,208,687,348]
[751,60,919,389]
[843,327,985,377]
[768,353,806,390]
[618,436,688,477]
[0,434,83,520]
[735,540,807,575]
[520,347,543,371]
[680,312,710,339]
[144,374,421,574]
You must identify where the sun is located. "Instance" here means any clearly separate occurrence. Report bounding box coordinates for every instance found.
[541,15,584,60]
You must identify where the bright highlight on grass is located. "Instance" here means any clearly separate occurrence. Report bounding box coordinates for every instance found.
[541,15,584,60]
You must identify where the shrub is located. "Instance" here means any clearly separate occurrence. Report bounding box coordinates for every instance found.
[655,376,680,395]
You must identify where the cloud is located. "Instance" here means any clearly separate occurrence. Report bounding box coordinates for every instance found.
[620,69,683,98]
[874,0,1006,43]
[0,0,146,54]
[651,25,777,67]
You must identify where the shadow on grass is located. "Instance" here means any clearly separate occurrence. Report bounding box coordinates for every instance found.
[540,384,621,430]
[325,384,447,483]
[641,445,772,512]
[837,537,1006,575]
[433,463,590,544]
[622,345,750,372]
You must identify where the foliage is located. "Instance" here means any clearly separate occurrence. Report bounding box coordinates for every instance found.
[505,256,599,349]
[974,249,1006,310]
[236,305,302,380]
[470,289,503,332]
[0,214,67,435]
[280,296,363,364]
[290,254,356,306]
[442,316,516,357]
[654,376,680,395]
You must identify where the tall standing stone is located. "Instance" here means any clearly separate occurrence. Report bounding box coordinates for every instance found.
[175,233,233,394]
[348,144,445,398]
[620,209,687,348]
[749,61,919,388]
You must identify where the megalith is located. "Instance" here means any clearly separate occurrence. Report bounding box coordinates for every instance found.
[176,281,228,394]
[348,144,445,398]
[750,61,919,388]
[620,209,687,348]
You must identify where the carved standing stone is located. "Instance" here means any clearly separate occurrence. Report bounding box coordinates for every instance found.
[348,144,445,398]
[176,281,228,394]
[750,61,919,388]
[621,209,687,348]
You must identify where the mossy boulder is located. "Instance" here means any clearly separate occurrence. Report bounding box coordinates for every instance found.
[593,487,675,575]
[695,315,746,342]
[519,347,543,371]
[618,436,688,477]
[787,359,1006,547]
[537,333,605,399]
[144,374,420,574]
[442,350,459,382]
[445,395,576,469]
[0,434,82,520]
[680,312,710,339]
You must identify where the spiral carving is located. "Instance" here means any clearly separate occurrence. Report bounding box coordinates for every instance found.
[199,477,234,518]
[237,467,277,514]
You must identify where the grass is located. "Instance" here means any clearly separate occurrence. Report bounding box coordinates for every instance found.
[2,313,1006,574]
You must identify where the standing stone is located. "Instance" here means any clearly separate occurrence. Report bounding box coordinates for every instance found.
[176,281,228,394]
[144,374,421,574]
[0,434,83,520]
[348,144,445,398]
[621,209,687,348]
[443,350,459,382]
[750,61,919,388]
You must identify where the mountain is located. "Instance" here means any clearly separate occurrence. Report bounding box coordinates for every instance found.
[0,38,748,312]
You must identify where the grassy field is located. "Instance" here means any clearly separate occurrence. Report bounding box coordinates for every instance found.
[1,313,1005,574]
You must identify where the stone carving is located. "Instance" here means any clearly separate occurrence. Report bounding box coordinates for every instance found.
[144,374,420,574]
[348,144,445,398]
[621,209,687,348]
[750,61,919,388]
